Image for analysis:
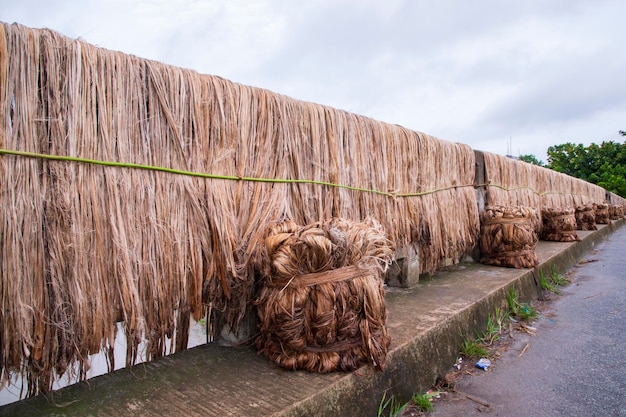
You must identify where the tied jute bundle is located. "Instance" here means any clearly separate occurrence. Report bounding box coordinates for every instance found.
[575,204,597,230]
[254,217,394,373]
[540,208,579,242]
[609,204,625,220]
[594,203,611,225]
[479,206,539,269]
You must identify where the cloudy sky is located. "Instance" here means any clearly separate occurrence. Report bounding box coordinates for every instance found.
[2,0,625,161]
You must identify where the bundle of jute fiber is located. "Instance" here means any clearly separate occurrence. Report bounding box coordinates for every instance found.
[540,208,579,242]
[595,203,611,224]
[254,217,394,373]
[575,204,597,230]
[609,204,625,220]
[479,205,539,269]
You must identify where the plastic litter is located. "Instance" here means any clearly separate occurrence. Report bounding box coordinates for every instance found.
[453,357,463,370]
[476,358,491,371]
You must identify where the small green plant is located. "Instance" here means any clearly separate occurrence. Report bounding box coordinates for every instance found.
[461,339,488,358]
[506,288,538,320]
[377,393,389,417]
[476,314,500,345]
[485,314,500,342]
[494,306,510,330]
[549,266,568,286]
[517,303,538,320]
[377,392,408,417]
[506,287,518,313]
[412,392,434,412]
[540,271,560,294]
[540,266,568,293]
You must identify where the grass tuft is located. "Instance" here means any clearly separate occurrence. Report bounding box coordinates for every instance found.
[412,392,435,412]
[377,392,408,417]
[461,339,489,358]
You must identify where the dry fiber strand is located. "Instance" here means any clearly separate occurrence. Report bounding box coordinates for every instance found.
[482,152,607,232]
[254,217,394,373]
[609,204,625,220]
[575,204,597,230]
[0,22,479,394]
[479,206,539,269]
[483,153,541,231]
[594,203,611,225]
[0,21,619,396]
[540,208,579,242]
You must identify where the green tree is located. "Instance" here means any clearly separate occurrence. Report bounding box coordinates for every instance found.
[546,141,626,197]
[519,154,544,166]
[590,163,626,198]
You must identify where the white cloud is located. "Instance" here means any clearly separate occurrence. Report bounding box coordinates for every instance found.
[1,0,624,161]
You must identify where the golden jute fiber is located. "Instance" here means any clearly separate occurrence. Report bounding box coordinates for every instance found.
[575,204,597,230]
[482,152,607,232]
[479,206,539,269]
[609,204,625,220]
[0,22,480,394]
[254,217,394,373]
[540,208,579,242]
[594,203,611,225]
[1,20,621,395]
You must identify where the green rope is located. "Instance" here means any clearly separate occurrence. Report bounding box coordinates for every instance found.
[486,182,588,198]
[0,148,480,198]
[0,148,583,199]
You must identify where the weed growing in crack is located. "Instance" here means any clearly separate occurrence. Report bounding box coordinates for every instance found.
[540,272,560,294]
[506,288,538,320]
[461,339,489,358]
[476,315,500,345]
[377,392,408,417]
[549,265,568,286]
[412,392,435,412]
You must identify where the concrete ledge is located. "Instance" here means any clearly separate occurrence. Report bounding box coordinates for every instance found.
[1,220,623,417]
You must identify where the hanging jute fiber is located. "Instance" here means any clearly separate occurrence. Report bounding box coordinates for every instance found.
[594,203,611,224]
[479,206,539,269]
[0,22,477,394]
[575,204,597,230]
[0,21,619,397]
[254,217,394,373]
[609,204,625,220]
[540,208,579,242]
[482,151,608,231]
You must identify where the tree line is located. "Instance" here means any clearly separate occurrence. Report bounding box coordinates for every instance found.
[519,133,626,198]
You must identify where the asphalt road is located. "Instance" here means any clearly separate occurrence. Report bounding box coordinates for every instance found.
[429,224,626,417]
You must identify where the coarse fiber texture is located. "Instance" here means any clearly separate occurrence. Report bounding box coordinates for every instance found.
[254,217,394,373]
[540,208,579,242]
[575,204,597,231]
[482,152,607,231]
[594,203,611,225]
[609,204,624,220]
[479,206,539,269]
[0,22,479,394]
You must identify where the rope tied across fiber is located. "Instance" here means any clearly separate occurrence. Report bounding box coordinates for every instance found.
[254,217,394,373]
[479,205,539,269]
[595,203,611,225]
[575,204,597,230]
[540,207,580,242]
[609,204,625,220]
